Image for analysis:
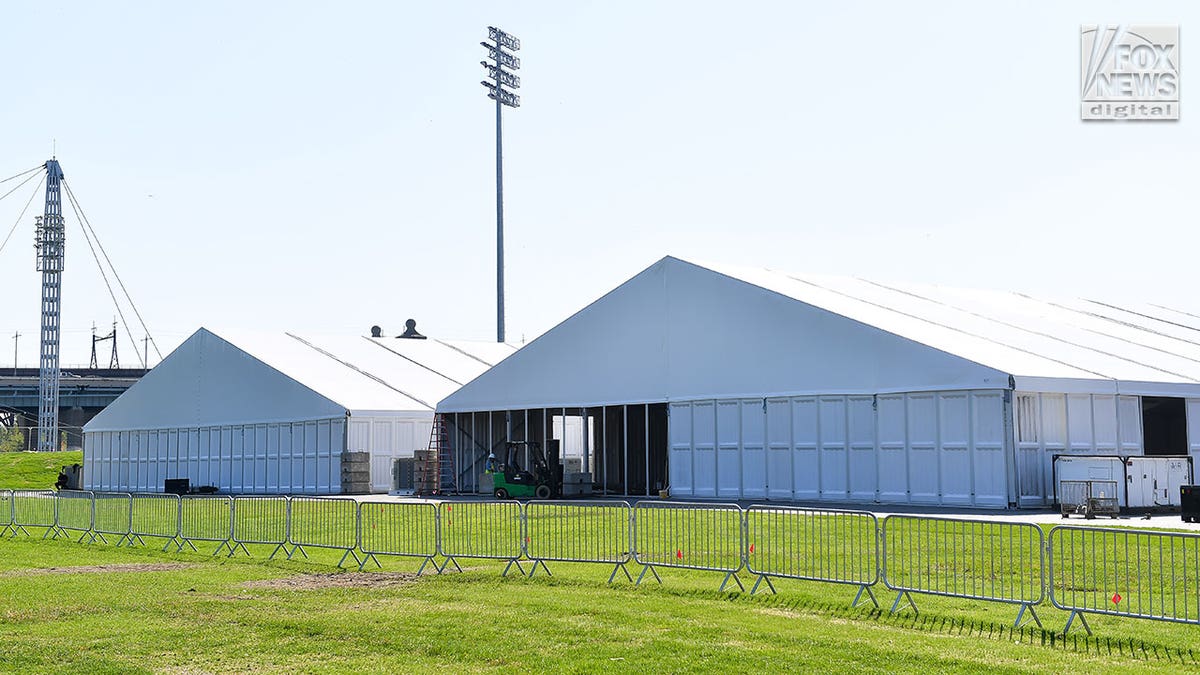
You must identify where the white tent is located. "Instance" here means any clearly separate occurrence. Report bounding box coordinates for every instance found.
[83,328,514,494]
[438,256,1200,507]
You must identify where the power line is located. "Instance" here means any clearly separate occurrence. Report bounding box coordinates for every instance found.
[0,174,45,258]
[0,169,43,207]
[63,180,162,363]
[0,165,44,189]
[62,183,144,367]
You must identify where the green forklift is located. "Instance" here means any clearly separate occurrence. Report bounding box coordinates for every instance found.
[489,440,561,500]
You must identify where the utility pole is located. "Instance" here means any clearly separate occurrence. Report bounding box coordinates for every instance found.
[481,26,521,343]
[11,331,18,376]
[33,159,64,452]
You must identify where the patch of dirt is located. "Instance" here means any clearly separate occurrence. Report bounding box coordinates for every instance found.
[241,572,418,590]
[5,563,195,576]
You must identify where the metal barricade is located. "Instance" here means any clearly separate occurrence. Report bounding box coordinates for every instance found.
[632,501,745,590]
[358,500,440,573]
[130,493,182,551]
[437,501,524,575]
[93,492,134,545]
[180,496,234,555]
[882,515,1045,628]
[1060,480,1120,519]
[0,490,11,536]
[231,496,288,558]
[523,501,633,582]
[1050,525,1200,635]
[744,505,879,606]
[287,496,362,567]
[53,490,95,542]
[11,490,57,538]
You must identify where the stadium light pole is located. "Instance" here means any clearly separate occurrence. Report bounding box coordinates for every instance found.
[481,26,521,343]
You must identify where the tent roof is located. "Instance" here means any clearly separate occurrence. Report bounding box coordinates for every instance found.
[437,257,1200,412]
[700,261,1200,392]
[85,328,515,431]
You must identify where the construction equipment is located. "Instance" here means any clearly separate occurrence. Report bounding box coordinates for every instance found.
[490,440,558,500]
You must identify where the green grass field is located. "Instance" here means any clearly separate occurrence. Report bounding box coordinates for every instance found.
[0,450,82,490]
[3,467,1200,671]
[1,535,1197,674]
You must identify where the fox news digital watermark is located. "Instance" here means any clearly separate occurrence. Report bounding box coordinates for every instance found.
[1081,25,1179,120]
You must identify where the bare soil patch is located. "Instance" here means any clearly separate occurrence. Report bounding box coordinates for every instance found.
[241,572,418,590]
[5,563,195,576]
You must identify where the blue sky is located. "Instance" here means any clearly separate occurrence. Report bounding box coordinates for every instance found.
[0,1,1196,367]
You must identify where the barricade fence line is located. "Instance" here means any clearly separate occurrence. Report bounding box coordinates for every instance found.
[180,496,234,555]
[130,493,182,551]
[93,493,134,545]
[357,501,439,573]
[11,490,56,538]
[287,496,361,568]
[437,501,524,575]
[745,506,879,606]
[0,489,12,536]
[523,501,633,582]
[882,515,1045,628]
[10,487,1200,639]
[231,496,289,558]
[632,501,745,591]
[53,490,95,542]
[1049,525,1200,636]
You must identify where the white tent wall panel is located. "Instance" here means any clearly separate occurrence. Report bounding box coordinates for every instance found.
[972,392,1009,508]
[667,389,1009,507]
[347,413,434,492]
[692,401,717,498]
[819,397,849,500]
[83,418,345,494]
[766,398,793,499]
[791,398,820,501]
[847,396,877,502]
[669,402,693,495]
[1188,399,1200,465]
[939,393,972,506]
[1012,392,1142,507]
[741,400,767,499]
[716,401,741,498]
[877,394,908,503]
[907,394,939,505]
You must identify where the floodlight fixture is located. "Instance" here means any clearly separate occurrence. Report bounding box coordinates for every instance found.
[480,26,522,343]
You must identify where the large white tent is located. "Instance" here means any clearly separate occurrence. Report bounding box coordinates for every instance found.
[438,256,1200,508]
[83,328,514,494]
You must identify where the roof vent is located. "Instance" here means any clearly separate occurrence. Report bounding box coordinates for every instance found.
[370,325,383,338]
[397,319,427,340]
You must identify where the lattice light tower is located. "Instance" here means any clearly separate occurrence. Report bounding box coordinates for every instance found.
[33,159,64,452]
[480,26,521,343]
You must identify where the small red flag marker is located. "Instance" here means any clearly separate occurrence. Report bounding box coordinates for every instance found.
[525,536,531,543]
[676,549,683,560]
[749,544,755,554]
[1112,593,1122,605]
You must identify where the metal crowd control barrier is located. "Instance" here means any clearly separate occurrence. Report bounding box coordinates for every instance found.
[437,501,524,575]
[744,505,879,606]
[523,501,634,582]
[287,496,362,567]
[882,515,1045,628]
[633,501,745,591]
[53,490,95,542]
[231,496,289,558]
[93,492,134,545]
[11,490,57,538]
[1049,525,1200,635]
[0,490,12,536]
[130,493,183,551]
[358,501,440,573]
[180,496,234,555]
